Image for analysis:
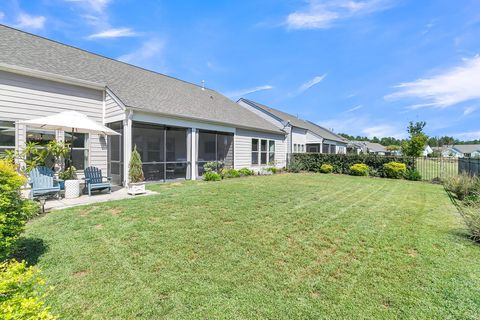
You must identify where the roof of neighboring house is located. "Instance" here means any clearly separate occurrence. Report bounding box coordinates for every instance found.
[448,144,480,154]
[0,25,283,134]
[238,98,347,143]
[358,141,387,153]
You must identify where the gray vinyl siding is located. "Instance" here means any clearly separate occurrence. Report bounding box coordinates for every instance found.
[234,129,287,169]
[105,90,125,122]
[0,70,107,174]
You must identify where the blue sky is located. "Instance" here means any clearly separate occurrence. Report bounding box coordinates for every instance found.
[1,0,479,139]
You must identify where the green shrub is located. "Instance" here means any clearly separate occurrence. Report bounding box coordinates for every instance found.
[350,163,369,176]
[203,161,223,173]
[58,166,77,181]
[222,169,240,179]
[383,162,407,179]
[291,153,415,175]
[287,160,303,173]
[238,168,255,176]
[266,167,278,174]
[462,206,480,242]
[444,174,479,201]
[404,168,422,181]
[0,260,56,319]
[0,160,38,260]
[319,164,333,173]
[129,146,144,183]
[203,172,221,181]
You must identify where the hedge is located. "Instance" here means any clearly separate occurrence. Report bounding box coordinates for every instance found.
[290,153,415,177]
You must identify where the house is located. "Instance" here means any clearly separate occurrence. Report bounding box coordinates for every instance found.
[441,145,480,158]
[355,141,387,155]
[237,99,348,155]
[422,145,433,157]
[0,25,288,185]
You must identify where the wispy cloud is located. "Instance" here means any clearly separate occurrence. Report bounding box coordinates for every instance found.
[319,116,405,138]
[224,85,274,98]
[118,39,166,66]
[87,27,138,39]
[66,0,112,13]
[386,55,480,109]
[15,12,46,30]
[297,74,327,94]
[345,104,363,112]
[448,130,480,141]
[286,0,396,30]
[463,106,477,116]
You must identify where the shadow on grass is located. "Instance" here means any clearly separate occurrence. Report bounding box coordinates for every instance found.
[12,237,48,265]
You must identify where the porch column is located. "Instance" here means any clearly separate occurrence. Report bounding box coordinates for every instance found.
[123,110,133,186]
[190,128,197,180]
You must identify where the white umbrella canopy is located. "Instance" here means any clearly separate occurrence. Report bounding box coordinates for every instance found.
[18,111,120,136]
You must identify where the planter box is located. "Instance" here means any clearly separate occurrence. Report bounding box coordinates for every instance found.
[128,182,146,195]
[64,179,81,199]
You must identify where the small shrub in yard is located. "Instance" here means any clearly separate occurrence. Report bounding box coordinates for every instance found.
[203,171,221,181]
[462,207,480,242]
[222,169,240,179]
[266,167,278,174]
[404,168,422,181]
[203,161,223,173]
[319,164,333,174]
[0,260,56,319]
[444,174,479,201]
[350,163,369,176]
[383,162,407,179]
[287,160,303,173]
[238,168,255,176]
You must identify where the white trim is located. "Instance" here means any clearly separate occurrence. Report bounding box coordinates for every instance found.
[102,90,106,125]
[0,63,105,90]
[123,110,133,186]
[105,87,127,110]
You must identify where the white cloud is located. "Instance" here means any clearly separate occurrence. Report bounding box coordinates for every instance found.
[224,85,274,98]
[319,116,405,138]
[298,74,327,93]
[345,104,363,112]
[66,0,112,13]
[286,0,396,30]
[463,106,476,116]
[15,13,46,30]
[363,125,402,138]
[449,130,480,141]
[386,55,480,109]
[117,39,165,66]
[87,27,137,39]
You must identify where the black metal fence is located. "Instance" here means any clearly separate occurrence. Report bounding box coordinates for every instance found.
[415,157,480,181]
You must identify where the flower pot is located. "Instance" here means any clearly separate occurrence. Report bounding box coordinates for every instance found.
[64,179,81,199]
[128,182,146,195]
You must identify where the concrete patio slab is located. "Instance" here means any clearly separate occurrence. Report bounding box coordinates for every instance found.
[40,186,158,211]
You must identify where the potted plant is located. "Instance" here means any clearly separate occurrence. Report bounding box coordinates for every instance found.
[59,166,80,199]
[128,146,145,195]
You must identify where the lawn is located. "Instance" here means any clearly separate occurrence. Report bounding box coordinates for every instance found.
[20,174,480,319]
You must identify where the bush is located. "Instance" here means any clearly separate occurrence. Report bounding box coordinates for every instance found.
[266,167,278,174]
[58,166,77,181]
[203,161,223,173]
[238,168,255,176]
[203,171,221,181]
[291,153,415,175]
[383,162,407,179]
[319,164,333,174]
[129,146,144,183]
[444,174,479,201]
[222,169,240,179]
[0,260,56,319]
[350,164,369,176]
[0,160,38,260]
[462,207,480,242]
[287,160,303,173]
[404,168,422,181]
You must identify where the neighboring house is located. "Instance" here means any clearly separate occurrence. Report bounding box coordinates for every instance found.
[442,145,480,158]
[237,99,348,155]
[356,141,387,155]
[422,145,433,157]
[0,25,288,185]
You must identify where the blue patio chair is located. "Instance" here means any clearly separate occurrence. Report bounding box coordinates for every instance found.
[30,174,61,199]
[84,166,112,196]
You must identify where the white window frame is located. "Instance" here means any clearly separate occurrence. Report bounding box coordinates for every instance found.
[0,120,16,154]
[251,138,276,166]
[66,132,89,170]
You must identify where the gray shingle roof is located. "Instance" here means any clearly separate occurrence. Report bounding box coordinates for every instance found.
[239,99,347,143]
[0,25,283,134]
[357,141,387,153]
[449,144,480,154]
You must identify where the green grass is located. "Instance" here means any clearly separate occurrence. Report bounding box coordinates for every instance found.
[416,157,458,181]
[21,174,480,319]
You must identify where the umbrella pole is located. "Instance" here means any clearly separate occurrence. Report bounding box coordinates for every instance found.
[68,128,74,169]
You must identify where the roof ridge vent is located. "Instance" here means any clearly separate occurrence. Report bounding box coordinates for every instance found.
[201,80,205,91]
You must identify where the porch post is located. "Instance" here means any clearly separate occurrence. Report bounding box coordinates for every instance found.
[190,128,197,180]
[123,110,133,187]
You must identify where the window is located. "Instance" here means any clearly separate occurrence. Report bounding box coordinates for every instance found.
[0,121,15,155]
[198,130,234,176]
[294,144,298,153]
[330,144,336,154]
[301,144,305,153]
[260,140,268,165]
[268,140,275,164]
[251,139,259,165]
[27,128,56,168]
[65,132,88,170]
[322,143,330,154]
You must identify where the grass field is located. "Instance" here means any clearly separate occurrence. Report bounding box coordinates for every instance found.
[21,174,480,319]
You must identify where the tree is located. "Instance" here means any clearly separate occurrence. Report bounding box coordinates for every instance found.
[386,145,401,152]
[402,121,428,157]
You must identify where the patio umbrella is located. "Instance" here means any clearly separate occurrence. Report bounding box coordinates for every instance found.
[19,111,120,167]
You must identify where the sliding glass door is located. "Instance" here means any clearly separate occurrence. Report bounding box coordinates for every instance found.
[132,122,188,182]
